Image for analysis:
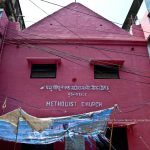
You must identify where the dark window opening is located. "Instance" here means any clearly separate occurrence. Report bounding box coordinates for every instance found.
[94,65,119,79]
[96,127,128,150]
[30,64,56,78]
[22,143,53,150]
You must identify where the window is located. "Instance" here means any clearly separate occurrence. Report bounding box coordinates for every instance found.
[30,64,56,78]
[94,65,119,79]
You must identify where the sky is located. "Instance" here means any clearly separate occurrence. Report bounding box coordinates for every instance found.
[19,0,147,28]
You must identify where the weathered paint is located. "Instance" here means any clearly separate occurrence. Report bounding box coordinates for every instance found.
[0,2,150,150]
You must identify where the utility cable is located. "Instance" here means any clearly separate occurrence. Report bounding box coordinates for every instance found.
[28,0,149,40]
[1,0,150,39]
[4,34,150,82]
[0,22,148,59]
[6,42,150,82]
[0,24,149,84]
[18,2,150,80]
[39,0,150,34]
[28,0,81,38]
[7,39,150,80]
[0,13,148,39]
[139,136,150,150]
[28,0,48,15]
[1,95,150,114]
[1,17,149,78]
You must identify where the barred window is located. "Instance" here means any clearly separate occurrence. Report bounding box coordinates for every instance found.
[30,64,56,78]
[94,65,119,79]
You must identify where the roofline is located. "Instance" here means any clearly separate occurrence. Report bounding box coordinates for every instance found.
[6,38,147,46]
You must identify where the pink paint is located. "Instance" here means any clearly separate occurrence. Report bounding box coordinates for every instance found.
[131,24,145,38]
[0,2,150,150]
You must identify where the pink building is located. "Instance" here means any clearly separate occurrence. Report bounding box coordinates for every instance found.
[0,3,150,150]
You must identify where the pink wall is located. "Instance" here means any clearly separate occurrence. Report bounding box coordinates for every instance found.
[0,42,149,116]
[0,41,150,150]
[0,3,150,150]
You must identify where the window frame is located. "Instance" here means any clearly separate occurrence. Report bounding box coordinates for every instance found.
[30,64,57,79]
[94,64,120,79]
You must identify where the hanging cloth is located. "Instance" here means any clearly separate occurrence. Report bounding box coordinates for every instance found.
[0,107,114,144]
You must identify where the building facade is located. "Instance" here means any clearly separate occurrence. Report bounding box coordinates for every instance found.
[0,2,150,150]
[0,0,25,29]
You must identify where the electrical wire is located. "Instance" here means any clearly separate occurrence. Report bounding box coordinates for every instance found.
[2,16,147,40]
[1,2,149,145]
[19,1,150,80]
[28,0,48,15]
[0,19,149,59]
[29,0,83,39]
[1,95,150,114]
[38,23,146,39]
[39,0,150,34]
[28,0,82,39]
[27,0,149,40]
[39,0,123,24]
[139,136,150,150]
[0,16,149,77]
[82,45,148,58]
[0,95,66,112]
[2,25,150,83]
[1,15,150,85]
[6,39,150,81]
[0,12,148,40]
[14,29,149,59]
[1,0,150,40]
[20,1,149,63]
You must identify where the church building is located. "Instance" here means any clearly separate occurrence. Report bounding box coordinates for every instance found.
[0,2,150,150]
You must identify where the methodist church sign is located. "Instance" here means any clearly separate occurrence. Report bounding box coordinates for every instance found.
[46,101,103,108]
[40,84,110,108]
[40,84,109,91]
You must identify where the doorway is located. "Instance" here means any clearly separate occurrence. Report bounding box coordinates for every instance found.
[22,143,54,150]
[96,127,128,150]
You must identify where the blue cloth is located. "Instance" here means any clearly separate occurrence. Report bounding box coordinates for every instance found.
[0,108,113,144]
[145,0,150,13]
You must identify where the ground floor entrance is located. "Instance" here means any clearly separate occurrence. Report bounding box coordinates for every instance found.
[22,143,54,150]
[0,127,128,150]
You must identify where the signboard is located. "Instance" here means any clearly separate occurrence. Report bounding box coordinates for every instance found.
[40,84,110,108]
